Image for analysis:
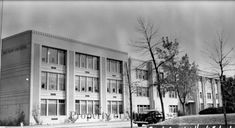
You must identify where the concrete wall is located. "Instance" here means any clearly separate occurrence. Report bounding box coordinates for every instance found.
[0,31,31,124]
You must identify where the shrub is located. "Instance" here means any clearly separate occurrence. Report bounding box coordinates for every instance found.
[199,107,235,115]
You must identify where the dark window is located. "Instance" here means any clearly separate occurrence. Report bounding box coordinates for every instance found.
[75,100,80,114]
[94,78,99,92]
[80,76,86,92]
[108,101,111,114]
[58,50,66,65]
[87,56,93,69]
[75,54,80,67]
[94,101,99,114]
[58,74,65,91]
[49,48,58,64]
[75,76,80,91]
[58,100,65,115]
[119,101,123,114]
[41,99,47,116]
[48,100,57,116]
[42,47,48,63]
[87,77,93,92]
[41,72,47,90]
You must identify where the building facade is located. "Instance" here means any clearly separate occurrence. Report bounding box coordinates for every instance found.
[0,30,223,125]
[0,30,128,124]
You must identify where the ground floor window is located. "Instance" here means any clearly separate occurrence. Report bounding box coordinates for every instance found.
[75,100,100,115]
[137,105,150,113]
[40,99,66,116]
[169,105,178,113]
[107,101,123,114]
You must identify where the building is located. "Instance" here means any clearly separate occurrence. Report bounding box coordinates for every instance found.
[0,30,128,125]
[0,30,223,125]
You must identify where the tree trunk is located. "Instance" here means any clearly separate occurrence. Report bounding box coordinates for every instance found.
[126,63,133,128]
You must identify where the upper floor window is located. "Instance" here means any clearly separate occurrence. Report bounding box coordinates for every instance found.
[107,79,122,94]
[42,46,66,65]
[41,99,65,116]
[107,59,122,73]
[136,69,148,80]
[41,71,65,91]
[137,87,149,97]
[207,93,212,99]
[169,105,178,113]
[75,76,99,93]
[75,53,99,70]
[169,91,177,98]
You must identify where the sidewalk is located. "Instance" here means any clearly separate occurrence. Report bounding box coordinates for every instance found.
[0,120,132,128]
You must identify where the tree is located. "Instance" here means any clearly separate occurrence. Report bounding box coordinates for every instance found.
[206,32,234,128]
[164,54,198,115]
[131,17,179,120]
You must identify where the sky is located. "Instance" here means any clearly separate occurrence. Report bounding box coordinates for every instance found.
[1,1,235,76]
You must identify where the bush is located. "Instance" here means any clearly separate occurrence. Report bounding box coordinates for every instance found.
[199,107,235,115]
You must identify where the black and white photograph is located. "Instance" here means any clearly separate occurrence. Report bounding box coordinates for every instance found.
[0,1,235,128]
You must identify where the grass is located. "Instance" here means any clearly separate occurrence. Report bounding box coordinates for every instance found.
[155,113,235,125]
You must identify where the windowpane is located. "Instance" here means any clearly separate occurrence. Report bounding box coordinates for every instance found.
[117,61,121,73]
[87,77,93,92]
[119,101,123,114]
[58,51,66,65]
[111,61,115,72]
[80,54,86,68]
[87,56,93,69]
[117,80,122,94]
[108,101,111,114]
[80,76,86,92]
[87,101,93,114]
[41,72,47,90]
[75,76,80,92]
[58,100,65,115]
[75,100,80,114]
[107,60,110,72]
[42,47,48,63]
[40,99,47,116]
[48,100,57,116]
[112,80,117,93]
[49,73,57,90]
[93,57,98,70]
[75,54,80,67]
[112,101,118,114]
[58,74,65,91]
[81,100,86,114]
[94,78,99,93]
[107,80,110,93]
[49,48,58,64]
[94,101,99,114]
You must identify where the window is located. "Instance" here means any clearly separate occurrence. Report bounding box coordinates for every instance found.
[75,76,80,91]
[41,72,47,90]
[94,101,99,114]
[94,78,99,92]
[169,105,178,113]
[48,100,57,116]
[107,59,122,73]
[136,69,148,80]
[58,74,65,91]
[40,99,47,116]
[87,77,93,92]
[81,100,86,114]
[207,93,212,99]
[75,100,80,114]
[107,79,122,94]
[42,47,48,63]
[87,101,93,114]
[87,56,93,69]
[75,53,99,70]
[169,91,177,98]
[117,80,122,94]
[107,80,111,93]
[108,101,111,114]
[200,92,202,98]
[49,73,57,90]
[75,76,99,93]
[112,101,118,114]
[137,105,150,113]
[108,101,123,114]
[58,100,65,115]
[42,46,66,65]
[137,87,149,97]
[48,48,58,64]
[58,50,66,65]
[80,76,86,92]
[111,80,117,93]
[75,100,99,115]
[200,103,204,110]
[119,101,123,114]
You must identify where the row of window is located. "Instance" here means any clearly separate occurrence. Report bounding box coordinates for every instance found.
[107,79,122,94]
[41,99,65,116]
[41,72,66,91]
[75,76,99,93]
[75,100,100,114]
[107,59,122,73]
[137,105,150,113]
[75,53,99,70]
[107,101,123,114]
[157,90,166,98]
[136,69,148,80]
[136,87,149,97]
[169,105,178,113]
[200,92,219,99]
[169,91,177,98]
[42,47,66,65]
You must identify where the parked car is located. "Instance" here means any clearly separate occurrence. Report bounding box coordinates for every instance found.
[133,109,163,127]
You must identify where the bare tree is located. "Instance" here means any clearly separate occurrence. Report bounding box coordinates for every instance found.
[131,17,179,120]
[206,32,234,128]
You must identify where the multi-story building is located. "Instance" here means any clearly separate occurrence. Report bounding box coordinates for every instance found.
[0,30,223,125]
[0,30,128,124]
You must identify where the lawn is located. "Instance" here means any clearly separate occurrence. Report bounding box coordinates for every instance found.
[155,113,235,125]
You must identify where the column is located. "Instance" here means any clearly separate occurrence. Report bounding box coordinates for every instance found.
[100,57,107,113]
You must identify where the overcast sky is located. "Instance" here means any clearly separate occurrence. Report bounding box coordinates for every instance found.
[1,1,235,76]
